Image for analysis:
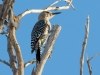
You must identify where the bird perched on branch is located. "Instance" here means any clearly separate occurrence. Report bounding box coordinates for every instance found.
[31,11,61,64]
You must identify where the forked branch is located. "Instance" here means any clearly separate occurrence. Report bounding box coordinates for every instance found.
[18,0,75,19]
[87,53,100,75]
[80,15,90,75]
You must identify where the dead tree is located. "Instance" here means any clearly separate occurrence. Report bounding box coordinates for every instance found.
[80,16,90,75]
[0,0,74,75]
[80,16,100,75]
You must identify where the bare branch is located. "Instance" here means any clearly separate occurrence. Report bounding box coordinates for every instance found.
[87,55,92,75]
[18,0,74,19]
[0,0,15,33]
[24,59,36,68]
[7,36,18,75]
[0,59,10,67]
[87,60,92,75]
[44,0,60,10]
[24,56,52,68]
[64,0,75,10]
[8,10,24,75]
[86,52,100,75]
[80,15,90,75]
[32,25,61,75]
[89,52,100,61]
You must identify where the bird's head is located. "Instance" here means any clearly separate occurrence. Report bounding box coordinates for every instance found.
[38,11,61,20]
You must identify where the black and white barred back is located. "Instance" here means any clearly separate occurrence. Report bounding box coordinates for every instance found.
[31,20,47,52]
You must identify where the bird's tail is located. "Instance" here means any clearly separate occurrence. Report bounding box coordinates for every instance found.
[36,46,41,64]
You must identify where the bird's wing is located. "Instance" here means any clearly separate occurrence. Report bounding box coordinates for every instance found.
[31,20,47,53]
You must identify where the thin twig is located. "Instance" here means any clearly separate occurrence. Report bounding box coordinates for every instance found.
[24,55,52,68]
[24,59,36,68]
[80,15,90,75]
[86,52,100,75]
[64,0,75,10]
[0,59,10,67]
[89,52,100,61]
[87,55,92,75]
[45,0,60,10]
[18,0,74,19]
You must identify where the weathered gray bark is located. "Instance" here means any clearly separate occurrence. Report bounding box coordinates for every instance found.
[32,25,61,75]
[8,10,24,75]
[7,36,18,75]
[80,16,90,75]
[0,0,15,33]
[87,53,100,75]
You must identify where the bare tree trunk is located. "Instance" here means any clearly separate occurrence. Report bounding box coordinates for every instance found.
[8,10,24,75]
[7,36,18,75]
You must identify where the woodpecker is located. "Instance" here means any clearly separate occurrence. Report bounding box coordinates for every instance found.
[31,11,61,63]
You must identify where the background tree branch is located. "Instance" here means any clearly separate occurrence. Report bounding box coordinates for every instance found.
[0,59,10,67]
[87,52,100,75]
[87,56,92,75]
[80,15,90,75]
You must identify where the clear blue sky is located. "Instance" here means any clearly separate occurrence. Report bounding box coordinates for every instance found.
[0,0,100,75]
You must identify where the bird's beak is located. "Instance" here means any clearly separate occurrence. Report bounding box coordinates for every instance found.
[52,12,61,15]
